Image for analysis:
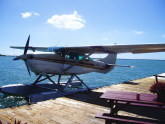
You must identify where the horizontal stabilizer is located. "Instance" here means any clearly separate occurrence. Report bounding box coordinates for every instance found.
[108,64,134,68]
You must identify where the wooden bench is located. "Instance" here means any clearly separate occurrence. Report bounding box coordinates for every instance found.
[95,112,163,124]
[117,101,165,109]
[96,90,165,124]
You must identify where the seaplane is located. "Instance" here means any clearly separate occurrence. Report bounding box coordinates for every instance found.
[1,35,165,103]
[10,35,165,91]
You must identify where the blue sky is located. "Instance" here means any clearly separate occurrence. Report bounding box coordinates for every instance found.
[0,0,165,59]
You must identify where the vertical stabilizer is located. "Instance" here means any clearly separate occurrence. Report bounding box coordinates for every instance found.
[98,53,117,73]
[99,53,117,64]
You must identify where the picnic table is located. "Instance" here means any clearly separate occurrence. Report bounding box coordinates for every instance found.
[96,90,165,124]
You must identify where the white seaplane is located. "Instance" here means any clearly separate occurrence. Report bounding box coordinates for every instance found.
[10,35,165,92]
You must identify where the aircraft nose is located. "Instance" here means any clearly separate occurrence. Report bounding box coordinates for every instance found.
[19,55,28,60]
[13,55,31,60]
[13,55,33,61]
[13,55,27,60]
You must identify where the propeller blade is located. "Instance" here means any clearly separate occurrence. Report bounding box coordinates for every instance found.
[13,35,31,76]
[24,60,31,76]
[24,35,30,55]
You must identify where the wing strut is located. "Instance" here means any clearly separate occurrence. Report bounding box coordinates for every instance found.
[31,74,90,92]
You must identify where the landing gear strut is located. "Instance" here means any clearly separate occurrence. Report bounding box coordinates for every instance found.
[31,74,91,92]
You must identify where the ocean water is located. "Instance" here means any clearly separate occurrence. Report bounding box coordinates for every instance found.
[0,56,165,108]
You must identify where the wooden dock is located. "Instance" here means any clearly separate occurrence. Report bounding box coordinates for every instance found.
[0,75,165,124]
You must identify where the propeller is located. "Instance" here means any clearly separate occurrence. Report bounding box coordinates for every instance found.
[25,59,31,76]
[24,35,30,55]
[13,35,31,76]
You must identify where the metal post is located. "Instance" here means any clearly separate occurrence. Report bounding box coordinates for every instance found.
[155,75,159,83]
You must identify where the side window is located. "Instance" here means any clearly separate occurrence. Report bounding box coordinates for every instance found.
[55,49,65,57]
[66,52,78,60]
[78,54,89,61]
[78,54,84,60]
[85,57,89,61]
[56,51,65,57]
[66,52,90,61]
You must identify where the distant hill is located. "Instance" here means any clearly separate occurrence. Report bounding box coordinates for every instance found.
[0,54,6,56]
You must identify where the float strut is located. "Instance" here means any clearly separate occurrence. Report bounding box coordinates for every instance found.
[63,74,91,92]
[75,75,91,92]
[32,74,42,85]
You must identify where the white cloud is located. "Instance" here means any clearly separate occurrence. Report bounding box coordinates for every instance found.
[33,12,40,16]
[133,31,144,35]
[47,11,86,30]
[21,12,40,18]
[21,12,32,18]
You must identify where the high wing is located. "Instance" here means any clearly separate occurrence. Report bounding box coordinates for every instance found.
[11,43,165,54]
[61,43,165,54]
[10,46,48,52]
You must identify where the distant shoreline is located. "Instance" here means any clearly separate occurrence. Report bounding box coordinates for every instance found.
[0,54,6,56]
[0,55,15,57]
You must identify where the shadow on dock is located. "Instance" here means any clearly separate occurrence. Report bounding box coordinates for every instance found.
[122,81,140,85]
[66,89,165,121]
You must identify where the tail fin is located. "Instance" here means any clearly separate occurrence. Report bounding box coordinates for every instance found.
[99,53,117,64]
[98,53,117,73]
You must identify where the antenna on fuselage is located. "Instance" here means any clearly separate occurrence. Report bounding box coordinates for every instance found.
[55,41,60,47]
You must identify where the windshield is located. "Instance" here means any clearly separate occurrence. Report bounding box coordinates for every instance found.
[46,47,65,56]
[46,47,63,52]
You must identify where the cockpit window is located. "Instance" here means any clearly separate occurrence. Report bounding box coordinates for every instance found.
[46,47,90,61]
[66,52,89,61]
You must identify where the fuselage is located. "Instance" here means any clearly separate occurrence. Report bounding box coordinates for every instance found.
[26,51,114,75]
